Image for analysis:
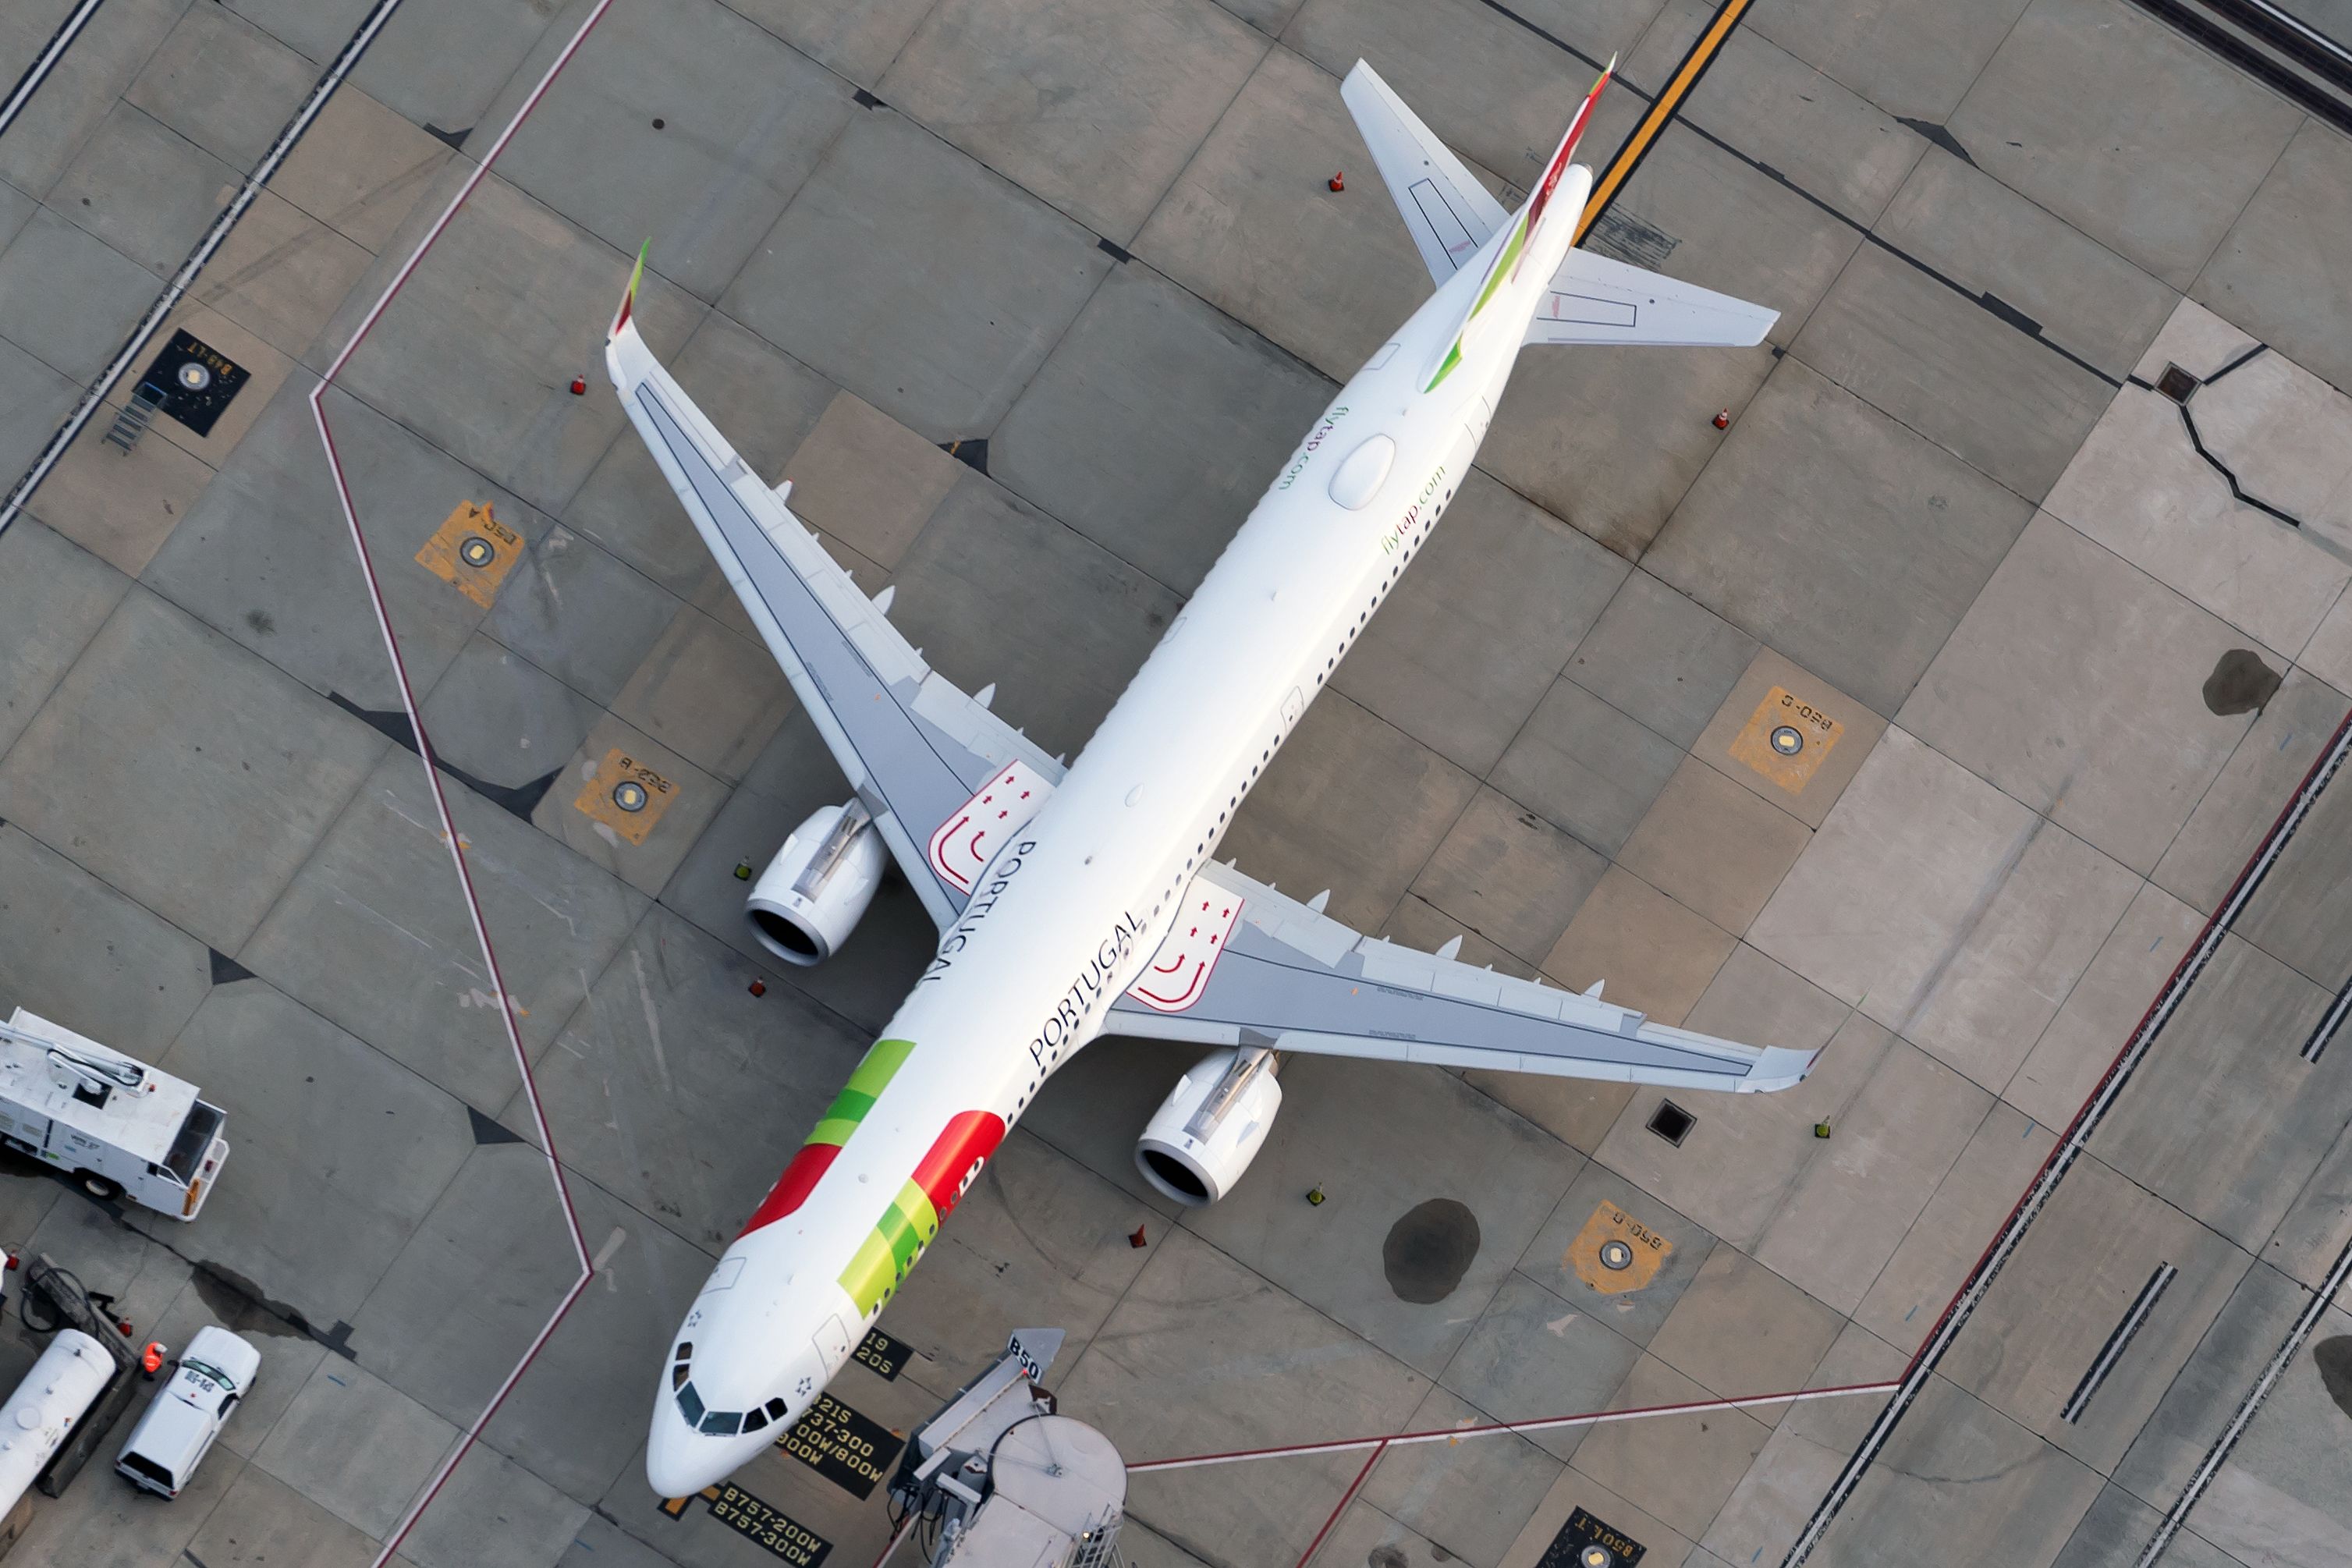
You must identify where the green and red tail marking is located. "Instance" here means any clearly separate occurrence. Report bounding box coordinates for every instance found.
[1424,58,1614,392]
[608,239,649,340]
[1520,58,1614,258]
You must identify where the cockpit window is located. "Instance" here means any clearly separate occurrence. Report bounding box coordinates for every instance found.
[765,1397,788,1421]
[742,1407,769,1433]
[700,1410,742,1436]
[676,1382,705,1426]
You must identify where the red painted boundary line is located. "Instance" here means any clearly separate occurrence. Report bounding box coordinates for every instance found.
[307,3,618,1562]
[1293,1440,1388,1566]
[1130,1380,1902,1474]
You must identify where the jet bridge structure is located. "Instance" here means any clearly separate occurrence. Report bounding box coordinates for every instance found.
[882,1329,1126,1568]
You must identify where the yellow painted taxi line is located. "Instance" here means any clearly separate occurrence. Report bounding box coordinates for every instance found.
[1577,0,1756,243]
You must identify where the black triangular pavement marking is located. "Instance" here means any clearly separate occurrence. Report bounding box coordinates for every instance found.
[468,1106,525,1146]
[1897,117,1974,166]
[942,437,988,474]
[208,949,256,986]
[327,693,419,754]
[438,761,562,823]
[424,122,472,151]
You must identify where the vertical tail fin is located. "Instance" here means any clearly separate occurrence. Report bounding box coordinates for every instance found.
[1519,56,1614,259]
[1422,58,1614,391]
[608,239,650,342]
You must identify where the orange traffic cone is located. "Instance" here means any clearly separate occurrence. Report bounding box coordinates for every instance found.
[140,1341,166,1377]
[1328,172,1345,192]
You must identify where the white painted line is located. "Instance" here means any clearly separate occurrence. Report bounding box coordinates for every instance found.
[2061,1262,2176,1424]
[0,0,107,139]
[0,0,410,536]
[2135,1234,2352,1566]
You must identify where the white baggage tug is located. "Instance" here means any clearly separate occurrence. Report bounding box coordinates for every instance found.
[0,1010,227,1219]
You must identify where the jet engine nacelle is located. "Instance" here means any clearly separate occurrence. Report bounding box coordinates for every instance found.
[744,803,886,967]
[1133,1048,1281,1207]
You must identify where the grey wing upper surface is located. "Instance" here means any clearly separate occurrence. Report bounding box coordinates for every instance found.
[1109,860,1815,1092]
[606,319,1061,931]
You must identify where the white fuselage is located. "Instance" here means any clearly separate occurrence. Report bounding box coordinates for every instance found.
[646,171,1592,1497]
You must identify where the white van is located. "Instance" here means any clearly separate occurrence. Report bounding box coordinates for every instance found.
[115,1327,260,1499]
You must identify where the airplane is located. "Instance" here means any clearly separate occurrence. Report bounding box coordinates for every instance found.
[612,58,1800,1498]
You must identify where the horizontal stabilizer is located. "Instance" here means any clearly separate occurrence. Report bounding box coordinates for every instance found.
[1527,247,1777,348]
[1341,61,1508,286]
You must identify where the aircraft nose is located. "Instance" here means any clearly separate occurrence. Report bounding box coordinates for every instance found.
[645,1400,722,1500]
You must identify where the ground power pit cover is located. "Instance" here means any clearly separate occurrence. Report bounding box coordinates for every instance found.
[1569,1201,1672,1293]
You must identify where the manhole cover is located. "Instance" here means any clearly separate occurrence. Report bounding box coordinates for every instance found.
[176,360,213,392]
[1598,1239,1634,1272]
[612,779,649,813]
[458,535,496,568]
[1770,725,1804,756]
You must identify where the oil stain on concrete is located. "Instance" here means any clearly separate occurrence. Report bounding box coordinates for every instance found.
[1382,1199,1481,1304]
[2316,1335,2352,1421]
[2204,649,2283,715]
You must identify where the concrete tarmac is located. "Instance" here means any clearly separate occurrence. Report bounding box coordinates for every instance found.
[2,1,2350,1565]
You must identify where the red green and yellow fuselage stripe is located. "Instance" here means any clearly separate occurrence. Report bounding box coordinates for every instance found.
[839,1109,1006,1315]
[737,1038,917,1236]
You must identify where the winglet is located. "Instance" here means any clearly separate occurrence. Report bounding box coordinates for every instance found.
[608,239,650,342]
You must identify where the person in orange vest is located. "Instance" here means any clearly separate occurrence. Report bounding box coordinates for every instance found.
[140,1341,166,1378]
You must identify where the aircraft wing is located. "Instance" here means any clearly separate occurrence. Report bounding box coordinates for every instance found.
[1105,860,1813,1093]
[1342,60,1509,286]
[605,289,1060,931]
[1527,247,1778,347]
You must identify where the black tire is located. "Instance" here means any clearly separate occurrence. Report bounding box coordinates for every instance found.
[77,1171,120,1201]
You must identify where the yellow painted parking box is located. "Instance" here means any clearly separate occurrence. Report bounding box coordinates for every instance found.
[416,502,522,608]
[1728,685,1843,795]
[1568,1200,1672,1294]
[573,748,678,844]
